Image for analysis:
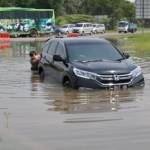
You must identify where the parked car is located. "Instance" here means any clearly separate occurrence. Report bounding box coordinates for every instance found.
[118,21,137,33]
[38,37,144,89]
[53,26,66,35]
[59,24,75,34]
[92,23,105,33]
[72,22,93,35]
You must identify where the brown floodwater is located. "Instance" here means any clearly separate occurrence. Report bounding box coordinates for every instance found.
[0,39,150,150]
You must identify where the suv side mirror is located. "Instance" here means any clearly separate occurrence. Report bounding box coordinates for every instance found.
[53,55,64,62]
[123,52,130,59]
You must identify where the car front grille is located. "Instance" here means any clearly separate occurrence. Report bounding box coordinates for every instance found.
[96,73,132,86]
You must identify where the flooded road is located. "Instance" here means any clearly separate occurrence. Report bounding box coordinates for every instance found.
[1,39,150,150]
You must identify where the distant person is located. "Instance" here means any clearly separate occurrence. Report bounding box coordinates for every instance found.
[29,51,41,71]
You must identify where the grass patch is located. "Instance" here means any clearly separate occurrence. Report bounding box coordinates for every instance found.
[116,33,150,59]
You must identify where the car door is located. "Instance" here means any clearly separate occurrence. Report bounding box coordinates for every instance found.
[70,24,75,32]
[53,41,67,82]
[40,41,51,73]
[44,40,58,77]
[84,24,88,34]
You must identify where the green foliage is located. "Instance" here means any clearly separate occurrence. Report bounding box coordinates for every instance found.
[0,0,136,29]
[99,16,111,25]
[56,14,96,26]
[120,33,150,58]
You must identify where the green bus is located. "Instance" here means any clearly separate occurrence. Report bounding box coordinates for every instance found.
[0,7,55,37]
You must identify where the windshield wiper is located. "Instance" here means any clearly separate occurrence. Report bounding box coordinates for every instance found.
[78,59,104,63]
[116,57,125,61]
[85,59,119,62]
[74,59,123,63]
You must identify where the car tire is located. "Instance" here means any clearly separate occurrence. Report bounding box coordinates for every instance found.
[63,77,78,89]
[81,31,85,36]
[90,31,93,35]
[102,30,105,34]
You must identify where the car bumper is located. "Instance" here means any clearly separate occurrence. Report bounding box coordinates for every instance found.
[75,74,144,89]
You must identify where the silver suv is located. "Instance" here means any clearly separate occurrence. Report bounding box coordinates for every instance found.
[92,24,105,34]
[59,24,75,34]
[73,22,93,35]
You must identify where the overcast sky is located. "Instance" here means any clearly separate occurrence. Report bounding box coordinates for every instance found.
[127,0,134,2]
[129,0,135,2]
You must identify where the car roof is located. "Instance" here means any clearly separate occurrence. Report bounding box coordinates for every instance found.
[52,37,110,44]
[93,23,99,25]
[76,22,92,24]
[63,24,74,26]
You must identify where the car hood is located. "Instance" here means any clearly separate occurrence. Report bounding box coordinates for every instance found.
[71,59,137,75]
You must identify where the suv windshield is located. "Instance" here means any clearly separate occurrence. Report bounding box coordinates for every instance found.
[118,22,128,27]
[66,42,123,62]
[75,24,83,27]
[62,25,68,28]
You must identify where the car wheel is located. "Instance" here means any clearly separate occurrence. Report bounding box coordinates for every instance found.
[90,31,93,35]
[81,31,85,36]
[63,76,78,89]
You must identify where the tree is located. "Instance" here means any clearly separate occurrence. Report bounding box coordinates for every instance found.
[0,0,15,6]
[122,1,135,21]
[63,0,84,14]
[0,0,136,28]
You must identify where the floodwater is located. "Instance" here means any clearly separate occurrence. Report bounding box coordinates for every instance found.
[0,39,150,150]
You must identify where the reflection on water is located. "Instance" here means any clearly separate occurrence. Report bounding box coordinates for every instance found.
[30,73,41,92]
[0,41,43,58]
[3,112,11,128]
[11,41,43,57]
[43,85,142,114]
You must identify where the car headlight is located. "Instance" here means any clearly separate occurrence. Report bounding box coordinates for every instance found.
[131,66,142,78]
[73,68,97,80]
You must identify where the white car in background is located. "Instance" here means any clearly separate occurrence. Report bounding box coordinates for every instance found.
[92,23,105,34]
[72,22,93,35]
[59,24,75,34]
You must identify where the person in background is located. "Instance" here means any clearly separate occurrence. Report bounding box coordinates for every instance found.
[29,51,41,71]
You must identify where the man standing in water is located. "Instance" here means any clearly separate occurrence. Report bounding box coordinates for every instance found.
[29,51,41,71]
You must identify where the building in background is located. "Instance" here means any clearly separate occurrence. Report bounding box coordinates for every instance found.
[136,0,150,26]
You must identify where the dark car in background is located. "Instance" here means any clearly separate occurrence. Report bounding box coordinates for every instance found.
[38,37,144,89]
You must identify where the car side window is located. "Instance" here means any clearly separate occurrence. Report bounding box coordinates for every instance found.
[55,42,66,59]
[48,40,58,55]
[41,41,51,56]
